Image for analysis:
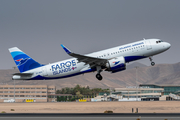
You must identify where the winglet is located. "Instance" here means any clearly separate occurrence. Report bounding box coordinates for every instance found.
[61,44,72,54]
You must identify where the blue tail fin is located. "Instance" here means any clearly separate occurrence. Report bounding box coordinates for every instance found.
[9,47,43,73]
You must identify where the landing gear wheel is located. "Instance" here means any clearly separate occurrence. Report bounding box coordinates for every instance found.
[96,74,103,81]
[151,62,155,66]
[149,56,155,66]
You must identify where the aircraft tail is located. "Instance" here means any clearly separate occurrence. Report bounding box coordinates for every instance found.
[9,47,43,73]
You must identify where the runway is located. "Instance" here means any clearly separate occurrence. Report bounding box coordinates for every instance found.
[1,113,180,120]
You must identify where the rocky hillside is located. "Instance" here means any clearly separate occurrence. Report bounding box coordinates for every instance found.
[0,62,180,89]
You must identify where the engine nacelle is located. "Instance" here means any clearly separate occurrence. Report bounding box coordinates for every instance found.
[106,56,126,73]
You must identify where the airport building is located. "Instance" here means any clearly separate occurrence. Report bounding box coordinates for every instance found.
[139,84,180,95]
[95,84,180,101]
[92,87,164,102]
[113,87,164,101]
[0,85,56,102]
[1,84,180,102]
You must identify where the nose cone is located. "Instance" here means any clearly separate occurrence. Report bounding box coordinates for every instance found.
[166,42,171,49]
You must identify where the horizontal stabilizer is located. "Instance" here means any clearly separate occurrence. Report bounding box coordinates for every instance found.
[13,73,33,76]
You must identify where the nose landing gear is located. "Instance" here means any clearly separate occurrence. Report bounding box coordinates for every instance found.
[149,56,155,66]
[151,62,155,66]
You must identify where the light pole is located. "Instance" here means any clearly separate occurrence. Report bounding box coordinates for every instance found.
[135,66,138,101]
[14,78,15,102]
[13,67,16,102]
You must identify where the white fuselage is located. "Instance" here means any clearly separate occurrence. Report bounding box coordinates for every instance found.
[13,39,171,80]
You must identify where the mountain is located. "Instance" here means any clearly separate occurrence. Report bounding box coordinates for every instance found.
[126,62,147,69]
[0,62,180,89]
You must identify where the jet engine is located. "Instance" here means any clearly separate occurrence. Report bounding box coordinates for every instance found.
[105,56,126,73]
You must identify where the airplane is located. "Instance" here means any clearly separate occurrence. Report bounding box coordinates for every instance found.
[9,38,171,81]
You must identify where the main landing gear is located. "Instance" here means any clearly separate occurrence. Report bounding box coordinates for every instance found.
[149,56,155,66]
[96,74,102,81]
[96,66,103,81]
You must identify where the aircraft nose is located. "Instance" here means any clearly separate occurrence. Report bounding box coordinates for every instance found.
[166,42,171,49]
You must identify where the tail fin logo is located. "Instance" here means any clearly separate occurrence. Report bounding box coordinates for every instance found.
[15,58,30,66]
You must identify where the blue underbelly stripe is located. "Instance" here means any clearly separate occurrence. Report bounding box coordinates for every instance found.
[124,56,147,62]
[30,68,96,80]
[30,56,147,80]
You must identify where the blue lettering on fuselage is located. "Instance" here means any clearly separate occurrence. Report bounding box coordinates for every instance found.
[66,61,71,67]
[51,60,77,75]
[56,64,61,70]
[53,68,72,75]
[132,42,144,47]
[119,42,144,50]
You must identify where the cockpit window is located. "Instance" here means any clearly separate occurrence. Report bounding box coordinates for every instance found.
[156,40,163,44]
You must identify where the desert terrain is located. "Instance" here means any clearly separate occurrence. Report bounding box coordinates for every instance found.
[0,101,180,113]
[1,62,180,89]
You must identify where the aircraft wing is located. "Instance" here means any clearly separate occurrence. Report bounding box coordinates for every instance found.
[61,44,107,67]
